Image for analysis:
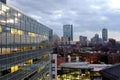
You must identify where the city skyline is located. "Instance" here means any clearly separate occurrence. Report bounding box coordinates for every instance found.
[10,0,120,41]
[0,1,120,80]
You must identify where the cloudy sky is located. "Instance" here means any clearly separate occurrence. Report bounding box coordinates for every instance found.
[10,0,120,41]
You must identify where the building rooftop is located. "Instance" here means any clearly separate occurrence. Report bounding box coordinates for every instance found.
[60,62,112,71]
[100,63,120,80]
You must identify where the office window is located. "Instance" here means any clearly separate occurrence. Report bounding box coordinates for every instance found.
[2,4,9,12]
[30,36,33,43]
[17,30,24,35]
[0,10,5,16]
[21,20,26,30]
[6,48,10,54]
[34,36,37,43]
[36,36,39,43]
[15,34,20,44]
[1,27,7,45]
[0,14,6,25]
[15,17,20,29]
[6,14,14,27]
[21,35,26,44]
[0,26,3,44]
[0,26,2,32]
[0,48,1,55]
[0,2,2,10]
[2,48,7,54]
[11,28,17,34]
[17,12,22,18]
[26,23,30,31]
[6,27,11,44]
[26,35,31,44]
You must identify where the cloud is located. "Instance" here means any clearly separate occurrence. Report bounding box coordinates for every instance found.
[10,0,120,41]
[108,0,120,9]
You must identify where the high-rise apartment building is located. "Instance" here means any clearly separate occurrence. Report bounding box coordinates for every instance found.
[102,28,108,43]
[0,1,53,80]
[63,24,73,41]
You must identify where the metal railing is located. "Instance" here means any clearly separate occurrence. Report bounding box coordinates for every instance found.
[0,48,53,71]
[0,57,51,80]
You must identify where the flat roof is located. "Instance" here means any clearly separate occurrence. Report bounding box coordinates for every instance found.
[100,63,120,80]
[61,62,112,71]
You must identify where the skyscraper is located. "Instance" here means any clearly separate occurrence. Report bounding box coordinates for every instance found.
[63,24,73,41]
[91,34,102,45]
[102,28,108,43]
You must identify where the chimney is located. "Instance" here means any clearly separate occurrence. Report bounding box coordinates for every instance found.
[76,56,79,62]
[68,55,71,62]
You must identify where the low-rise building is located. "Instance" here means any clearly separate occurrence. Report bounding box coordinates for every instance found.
[59,62,111,80]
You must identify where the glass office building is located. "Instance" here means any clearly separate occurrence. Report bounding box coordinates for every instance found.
[0,1,53,80]
[63,24,73,41]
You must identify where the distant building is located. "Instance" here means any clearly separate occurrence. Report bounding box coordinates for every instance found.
[53,34,61,46]
[108,53,120,64]
[79,36,87,46]
[102,28,108,44]
[63,24,73,41]
[61,36,69,45]
[57,57,66,67]
[60,62,111,80]
[108,38,116,47]
[91,34,102,46]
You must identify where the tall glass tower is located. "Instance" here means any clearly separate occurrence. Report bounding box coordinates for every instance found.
[102,28,108,43]
[63,24,73,41]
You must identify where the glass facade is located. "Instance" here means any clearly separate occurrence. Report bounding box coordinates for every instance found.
[0,2,52,80]
[60,67,101,80]
[102,28,108,44]
[63,24,73,41]
[61,67,92,80]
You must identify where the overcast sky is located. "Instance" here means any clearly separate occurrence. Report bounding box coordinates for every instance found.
[10,0,120,41]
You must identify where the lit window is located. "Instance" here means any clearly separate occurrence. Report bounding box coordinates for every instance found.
[38,66,44,72]
[0,26,2,32]
[0,11,4,15]
[11,66,18,73]
[11,29,24,35]
[2,48,7,54]
[2,4,9,11]
[18,13,21,17]
[18,30,24,35]
[7,19,14,24]
[28,32,36,37]
[11,28,17,34]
